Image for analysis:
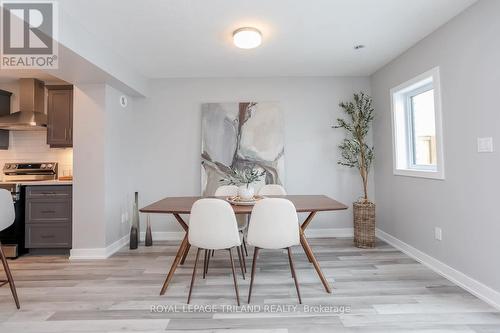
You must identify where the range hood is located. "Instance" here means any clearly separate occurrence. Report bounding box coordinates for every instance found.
[0,78,47,131]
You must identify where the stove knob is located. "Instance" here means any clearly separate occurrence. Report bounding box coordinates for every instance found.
[11,164,17,169]
[4,164,10,169]
[46,163,53,169]
[41,164,46,169]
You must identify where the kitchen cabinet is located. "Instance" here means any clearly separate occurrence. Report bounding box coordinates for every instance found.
[25,185,72,249]
[47,85,73,148]
[0,89,12,149]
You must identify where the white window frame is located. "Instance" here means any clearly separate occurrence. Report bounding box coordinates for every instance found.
[390,67,445,180]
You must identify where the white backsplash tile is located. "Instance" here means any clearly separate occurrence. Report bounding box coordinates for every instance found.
[0,131,73,181]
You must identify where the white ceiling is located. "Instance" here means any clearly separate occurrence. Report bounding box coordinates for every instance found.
[59,0,476,79]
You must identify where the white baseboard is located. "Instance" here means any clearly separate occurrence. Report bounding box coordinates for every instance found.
[69,234,129,260]
[376,228,500,311]
[139,228,353,241]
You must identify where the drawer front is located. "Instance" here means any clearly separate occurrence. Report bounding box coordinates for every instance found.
[27,199,71,223]
[26,185,72,199]
[26,223,71,248]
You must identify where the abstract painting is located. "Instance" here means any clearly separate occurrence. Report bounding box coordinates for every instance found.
[201,102,284,196]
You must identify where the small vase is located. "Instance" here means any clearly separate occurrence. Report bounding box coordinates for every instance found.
[145,215,153,247]
[130,192,140,250]
[238,185,254,200]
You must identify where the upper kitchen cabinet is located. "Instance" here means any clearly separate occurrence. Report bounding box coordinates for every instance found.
[0,89,12,150]
[47,85,73,148]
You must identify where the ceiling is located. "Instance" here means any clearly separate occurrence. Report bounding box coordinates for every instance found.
[59,0,476,79]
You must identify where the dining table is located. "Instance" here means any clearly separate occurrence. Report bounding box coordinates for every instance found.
[140,195,348,296]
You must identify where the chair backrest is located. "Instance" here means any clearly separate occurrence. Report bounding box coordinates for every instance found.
[247,198,299,249]
[0,189,15,232]
[214,185,238,197]
[258,184,287,196]
[188,198,241,249]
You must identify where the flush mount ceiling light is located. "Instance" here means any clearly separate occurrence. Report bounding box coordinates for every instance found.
[233,27,262,49]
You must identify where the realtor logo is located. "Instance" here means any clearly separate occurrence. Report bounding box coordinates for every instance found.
[1,1,58,68]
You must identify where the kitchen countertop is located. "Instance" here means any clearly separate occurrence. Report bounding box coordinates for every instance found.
[0,180,72,186]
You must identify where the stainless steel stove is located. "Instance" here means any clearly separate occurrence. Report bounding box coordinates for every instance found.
[3,162,58,182]
[0,162,58,258]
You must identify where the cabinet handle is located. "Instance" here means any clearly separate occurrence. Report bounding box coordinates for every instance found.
[40,235,55,239]
[41,210,56,214]
[40,192,57,195]
[64,128,67,140]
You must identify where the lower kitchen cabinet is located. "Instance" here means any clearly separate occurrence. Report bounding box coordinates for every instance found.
[25,185,72,249]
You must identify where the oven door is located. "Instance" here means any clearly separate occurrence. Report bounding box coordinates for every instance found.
[0,186,26,258]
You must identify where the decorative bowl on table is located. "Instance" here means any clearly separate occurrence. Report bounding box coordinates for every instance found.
[226,195,265,206]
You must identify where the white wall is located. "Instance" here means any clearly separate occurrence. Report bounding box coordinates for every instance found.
[371,0,500,294]
[133,77,372,234]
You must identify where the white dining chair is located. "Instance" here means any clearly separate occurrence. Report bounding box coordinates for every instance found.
[246,198,302,304]
[187,198,243,305]
[0,189,20,309]
[258,184,287,196]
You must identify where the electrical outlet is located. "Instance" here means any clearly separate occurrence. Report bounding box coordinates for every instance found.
[477,137,493,152]
[121,213,126,224]
[434,227,442,241]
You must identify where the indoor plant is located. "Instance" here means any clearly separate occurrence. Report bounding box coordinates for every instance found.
[333,92,375,248]
[223,166,266,200]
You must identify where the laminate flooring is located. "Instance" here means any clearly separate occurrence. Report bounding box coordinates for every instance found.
[0,238,499,332]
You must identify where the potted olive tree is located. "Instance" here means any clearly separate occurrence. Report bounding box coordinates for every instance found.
[333,92,375,248]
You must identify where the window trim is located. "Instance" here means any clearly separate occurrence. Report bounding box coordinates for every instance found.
[390,67,445,180]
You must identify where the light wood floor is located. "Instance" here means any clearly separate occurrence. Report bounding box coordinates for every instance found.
[0,238,499,332]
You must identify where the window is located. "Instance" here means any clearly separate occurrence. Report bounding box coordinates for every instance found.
[390,67,444,179]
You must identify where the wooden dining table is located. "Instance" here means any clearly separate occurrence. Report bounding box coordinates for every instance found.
[140,195,348,296]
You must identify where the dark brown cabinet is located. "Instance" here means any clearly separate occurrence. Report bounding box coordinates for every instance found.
[0,89,12,149]
[25,185,72,249]
[47,85,73,148]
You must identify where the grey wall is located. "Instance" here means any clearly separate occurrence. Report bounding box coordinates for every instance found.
[104,85,136,246]
[371,0,500,292]
[73,84,107,249]
[133,77,372,234]
[73,83,136,251]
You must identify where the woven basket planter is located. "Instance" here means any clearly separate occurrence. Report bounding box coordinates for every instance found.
[353,201,376,248]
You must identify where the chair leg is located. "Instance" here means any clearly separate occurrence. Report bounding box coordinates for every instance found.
[242,236,248,257]
[206,249,213,275]
[228,248,240,306]
[287,247,302,304]
[236,246,245,279]
[180,243,190,265]
[247,247,259,304]
[0,244,20,309]
[187,248,201,304]
[240,245,247,273]
[203,249,208,279]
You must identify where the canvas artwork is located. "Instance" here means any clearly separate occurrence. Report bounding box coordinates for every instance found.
[201,102,285,196]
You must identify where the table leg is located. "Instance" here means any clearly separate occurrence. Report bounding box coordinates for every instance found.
[160,233,188,295]
[299,212,332,294]
[180,243,190,265]
[300,212,316,262]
